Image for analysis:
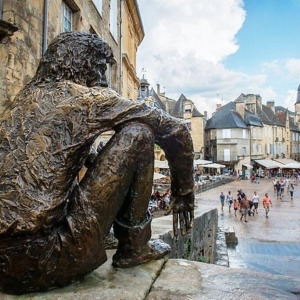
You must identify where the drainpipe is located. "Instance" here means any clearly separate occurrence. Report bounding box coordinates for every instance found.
[42,0,49,54]
[0,0,3,19]
[119,0,123,95]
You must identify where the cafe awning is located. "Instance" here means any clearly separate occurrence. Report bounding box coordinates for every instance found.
[242,163,253,169]
[254,159,284,169]
[154,160,169,169]
[194,159,212,166]
[202,163,226,169]
[274,158,298,165]
[281,162,300,169]
[153,172,167,180]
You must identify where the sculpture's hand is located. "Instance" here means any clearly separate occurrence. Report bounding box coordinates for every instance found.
[165,192,194,237]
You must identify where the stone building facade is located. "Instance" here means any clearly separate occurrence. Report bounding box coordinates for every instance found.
[121,0,144,100]
[138,80,206,161]
[205,90,300,173]
[0,0,143,114]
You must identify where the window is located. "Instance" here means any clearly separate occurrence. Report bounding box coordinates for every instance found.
[222,129,231,139]
[93,0,102,15]
[242,129,246,139]
[224,149,230,161]
[184,104,192,113]
[258,145,262,154]
[242,147,246,156]
[185,121,192,130]
[258,128,262,139]
[62,2,72,32]
[110,0,118,40]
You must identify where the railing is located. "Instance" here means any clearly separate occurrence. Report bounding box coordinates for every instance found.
[194,176,235,194]
[153,176,236,195]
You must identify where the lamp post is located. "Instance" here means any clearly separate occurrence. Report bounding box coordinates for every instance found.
[249,127,252,165]
[273,125,277,158]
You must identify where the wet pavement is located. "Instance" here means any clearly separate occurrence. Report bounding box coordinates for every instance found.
[195,176,300,277]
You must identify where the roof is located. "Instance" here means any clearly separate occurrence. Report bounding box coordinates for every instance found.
[296,83,300,104]
[244,109,263,127]
[171,94,204,119]
[205,101,248,130]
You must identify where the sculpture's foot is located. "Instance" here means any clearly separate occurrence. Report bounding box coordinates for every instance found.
[112,239,171,268]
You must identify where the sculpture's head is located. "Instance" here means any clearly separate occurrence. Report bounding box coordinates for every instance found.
[33,31,114,87]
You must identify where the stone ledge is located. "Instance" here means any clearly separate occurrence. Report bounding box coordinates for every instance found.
[0,250,167,300]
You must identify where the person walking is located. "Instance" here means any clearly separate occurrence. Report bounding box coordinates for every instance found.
[240,196,250,222]
[262,193,273,219]
[252,191,260,214]
[275,180,281,199]
[233,199,239,217]
[290,183,295,200]
[220,192,225,213]
[226,191,233,213]
[280,178,286,200]
[255,172,260,184]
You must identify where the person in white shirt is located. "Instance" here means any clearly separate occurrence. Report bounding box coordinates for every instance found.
[226,191,233,213]
[252,191,260,214]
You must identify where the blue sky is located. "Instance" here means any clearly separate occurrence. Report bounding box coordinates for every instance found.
[136,0,300,118]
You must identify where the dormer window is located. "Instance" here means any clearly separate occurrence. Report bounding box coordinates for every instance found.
[184,104,192,113]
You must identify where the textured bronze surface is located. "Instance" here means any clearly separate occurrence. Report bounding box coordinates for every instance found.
[0,31,194,294]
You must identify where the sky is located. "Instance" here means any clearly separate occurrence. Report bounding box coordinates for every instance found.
[136,0,300,119]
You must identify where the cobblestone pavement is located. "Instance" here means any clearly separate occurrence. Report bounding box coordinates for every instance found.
[195,176,300,277]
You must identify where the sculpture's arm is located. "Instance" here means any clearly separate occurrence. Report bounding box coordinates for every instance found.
[58,87,195,236]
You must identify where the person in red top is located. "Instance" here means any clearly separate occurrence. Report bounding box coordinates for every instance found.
[233,198,239,217]
[262,193,273,218]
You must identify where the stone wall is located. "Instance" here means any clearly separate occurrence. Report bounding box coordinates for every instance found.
[156,209,218,264]
[0,0,122,114]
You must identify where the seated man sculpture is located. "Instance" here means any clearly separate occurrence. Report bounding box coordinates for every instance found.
[0,31,194,294]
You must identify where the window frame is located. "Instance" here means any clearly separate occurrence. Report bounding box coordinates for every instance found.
[62,1,72,32]
[110,0,118,40]
[93,0,103,15]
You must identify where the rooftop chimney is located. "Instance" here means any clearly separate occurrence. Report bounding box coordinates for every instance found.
[157,84,160,95]
[266,101,275,113]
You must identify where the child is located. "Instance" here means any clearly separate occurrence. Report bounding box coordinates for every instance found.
[233,198,239,217]
[220,192,225,212]
[226,191,233,213]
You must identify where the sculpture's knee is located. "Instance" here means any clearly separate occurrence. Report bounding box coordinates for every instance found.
[117,122,154,149]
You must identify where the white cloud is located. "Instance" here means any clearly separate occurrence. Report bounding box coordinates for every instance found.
[285,59,300,79]
[284,89,297,110]
[136,0,300,119]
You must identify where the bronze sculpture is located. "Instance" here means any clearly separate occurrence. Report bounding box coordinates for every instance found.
[0,31,194,294]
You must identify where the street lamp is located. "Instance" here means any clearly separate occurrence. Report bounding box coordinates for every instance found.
[249,127,252,164]
[273,125,277,158]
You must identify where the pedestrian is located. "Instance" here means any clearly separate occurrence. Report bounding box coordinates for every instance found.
[273,178,277,195]
[248,198,254,217]
[290,184,295,200]
[280,178,286,199]
[240,196,250,222]
[275,180,281,199]
[220,191,225,212]
[255,172,260,184]
[237,189,246,203]
[262,193,273,218]
[233,199,239,217]
[226,191,233,213]
[252,191,259,214]
[286,177,290,194]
